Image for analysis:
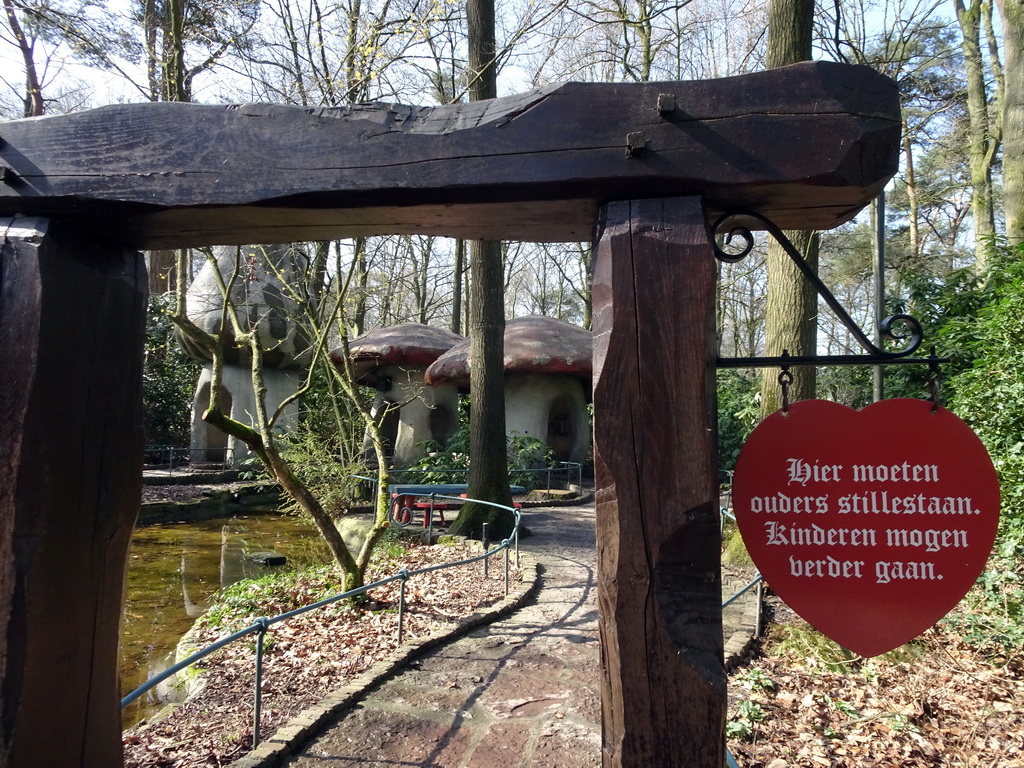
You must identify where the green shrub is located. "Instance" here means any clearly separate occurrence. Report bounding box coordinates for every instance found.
[274,423,373,517]
[404,426,556,491]
[726,700,766,741]
[144,294,201,446]
[717,369,759,474]
[943,242,1024,650]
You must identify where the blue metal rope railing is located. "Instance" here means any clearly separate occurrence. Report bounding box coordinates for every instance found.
[143,445,236,474]
[720,487,764,768]
[723,572,765,768]
[125,490,764,761]
[121,494,522,748]
[350,462,584,497]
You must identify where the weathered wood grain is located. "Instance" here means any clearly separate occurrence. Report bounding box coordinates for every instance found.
[0,218,146,767]
[0,61,899,248]
[592,197,723,767]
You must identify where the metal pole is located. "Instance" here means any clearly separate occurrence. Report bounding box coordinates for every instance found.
[755,580,764,638]
[398,577,407,644]
[873,191,886,402]
[253,618,269,748]
[504,545,509,596]
[482,522,490,577]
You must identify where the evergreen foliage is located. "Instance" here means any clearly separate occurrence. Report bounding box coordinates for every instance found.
[717,369,759,473]
[143,293,200,447]
[946,243,1024,549]
[405,422,556,492]
[932,241,1024,648]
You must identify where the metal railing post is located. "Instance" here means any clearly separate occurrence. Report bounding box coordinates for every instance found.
[482,523,490,578]
[253,617,270,748]
[504,544,509,596]
[122,492,524,747]
[397,570,409,644]
[755,579,764,637]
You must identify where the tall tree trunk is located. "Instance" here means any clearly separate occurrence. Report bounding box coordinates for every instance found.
[147,250,177,294]
[997,0,1024,244]
[450,0,514,538]
[956,0,1000,267]
[345,0,364,102]
[3,0,44,116]
[163,0,189,101]
[580,244,593,330]
[451,239,464,334]
[310,240,331,307]
[901,120,921,261]
[351,236,368,337]
[416,236,431,323]
[765,0,813,68]
[464,261,471,332]
[759,0,818,419]
[142,0,161,99]
[451,238,515,537]
[759,231,820,413]
[144,0,190,295]
[466,0,497,96]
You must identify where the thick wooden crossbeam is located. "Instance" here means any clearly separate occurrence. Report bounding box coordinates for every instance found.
[0,61,898,249]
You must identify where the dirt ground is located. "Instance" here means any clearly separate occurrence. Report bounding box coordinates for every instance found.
[126,487,1024,767]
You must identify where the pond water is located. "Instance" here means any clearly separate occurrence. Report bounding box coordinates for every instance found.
[120,506,331,730]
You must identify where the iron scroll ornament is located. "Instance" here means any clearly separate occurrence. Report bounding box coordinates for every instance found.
[712,211,937,369]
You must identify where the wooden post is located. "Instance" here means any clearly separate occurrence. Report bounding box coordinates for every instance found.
[0,64,902,765]
[592,197,724,767]
[0,218,146,767]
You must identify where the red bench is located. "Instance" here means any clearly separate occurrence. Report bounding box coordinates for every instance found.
[387,483,526,528]
[390,493,449,527]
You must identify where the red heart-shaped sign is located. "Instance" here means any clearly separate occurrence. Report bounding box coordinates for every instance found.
[733,398,1000,657]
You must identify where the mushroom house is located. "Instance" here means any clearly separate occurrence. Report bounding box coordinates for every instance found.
[177,244,312,466]
[425,315,592,464]
[332,323,463,467]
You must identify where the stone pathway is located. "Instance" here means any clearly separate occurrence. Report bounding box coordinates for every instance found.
[250,500,758,768]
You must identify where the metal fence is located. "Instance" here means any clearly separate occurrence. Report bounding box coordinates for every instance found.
[123,488,763,761]
[143,445,236,474]
[121,495,523,749]
[383,461,584,492]
[720,491,764,768]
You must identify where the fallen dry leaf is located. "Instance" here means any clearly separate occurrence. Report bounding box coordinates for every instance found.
[727,595,1024,768]
[123,538,522,768]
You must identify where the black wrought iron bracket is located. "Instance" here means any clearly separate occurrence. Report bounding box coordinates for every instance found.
[711,211,947,369]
